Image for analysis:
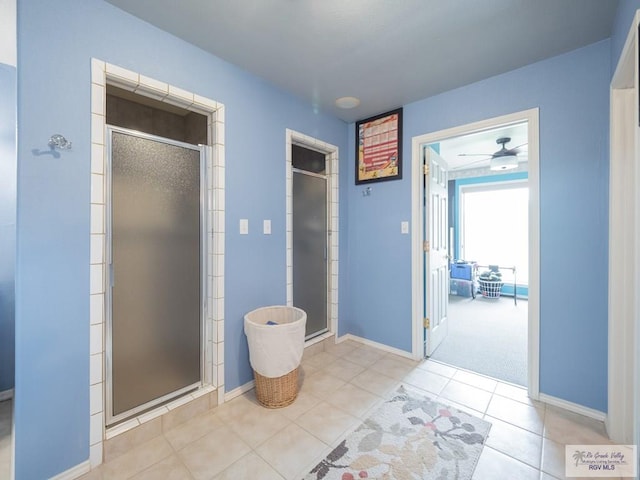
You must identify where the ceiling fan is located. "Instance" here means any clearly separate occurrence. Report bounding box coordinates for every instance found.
[457,137,527,171]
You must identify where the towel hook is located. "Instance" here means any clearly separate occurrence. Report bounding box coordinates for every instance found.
[48,134,72,150]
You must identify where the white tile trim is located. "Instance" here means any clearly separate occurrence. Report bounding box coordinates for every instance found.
[304,331,333,347]
[285,130,339,337]
[89,58,226,468]
[104,418,140,440]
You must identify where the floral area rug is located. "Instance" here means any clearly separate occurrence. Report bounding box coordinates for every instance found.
[304,385,491,480]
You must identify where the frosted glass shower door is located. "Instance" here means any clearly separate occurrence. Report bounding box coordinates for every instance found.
[107,128,203,424]
[292,171,328,338]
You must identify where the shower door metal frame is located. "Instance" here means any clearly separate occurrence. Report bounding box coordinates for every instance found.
[104,126,208,426]
[292,163,330,340]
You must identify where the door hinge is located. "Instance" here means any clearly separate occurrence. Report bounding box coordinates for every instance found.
[423,241,430,252]
[423,164,430,176]
[424,317,430,329]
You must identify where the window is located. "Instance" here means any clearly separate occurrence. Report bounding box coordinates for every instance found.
[461,182,528,285]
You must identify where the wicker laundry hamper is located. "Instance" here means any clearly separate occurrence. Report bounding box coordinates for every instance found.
[244,306,306,408]
[253,368,300,408]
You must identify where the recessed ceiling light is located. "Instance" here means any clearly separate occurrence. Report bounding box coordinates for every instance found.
[335,96,360,109]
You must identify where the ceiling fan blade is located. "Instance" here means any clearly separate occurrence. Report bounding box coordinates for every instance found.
[457,153,492,157]
[451,157,490,170]
[508,143,528,153]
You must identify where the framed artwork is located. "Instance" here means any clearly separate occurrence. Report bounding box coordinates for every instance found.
[355,108,402,184]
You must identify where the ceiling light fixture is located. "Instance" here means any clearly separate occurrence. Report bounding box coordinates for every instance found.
[490,153,518,171]
[488,137,519,171]
[335,96,360,109]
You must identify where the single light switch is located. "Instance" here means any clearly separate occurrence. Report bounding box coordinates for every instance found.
[263,219,271,235]
[401,221,409,234]
[239,219,249,235]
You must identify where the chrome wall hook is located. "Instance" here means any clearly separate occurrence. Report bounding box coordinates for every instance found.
[48,134,72,150]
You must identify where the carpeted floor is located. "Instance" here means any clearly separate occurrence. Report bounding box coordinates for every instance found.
[429,295,528,386]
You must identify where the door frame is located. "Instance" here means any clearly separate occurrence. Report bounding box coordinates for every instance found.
[89,59,225,468]
[285,129,340,341]
[104,126,207,426]
[411,108,540,399]
[607,10,639,444]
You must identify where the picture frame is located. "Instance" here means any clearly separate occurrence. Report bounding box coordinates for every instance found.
[355,107,402,184]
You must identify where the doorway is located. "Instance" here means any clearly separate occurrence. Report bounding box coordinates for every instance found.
[106,127,206,425]
[285,129,339,342]
[103,85,210,425]
[607,11,639,445]
[411,108,540,398]
[292,144,329,339]
[430,130,530,386]
[90,61,225,466]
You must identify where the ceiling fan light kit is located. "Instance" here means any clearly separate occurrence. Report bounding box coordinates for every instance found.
[489,137,519,170]
[490,154,518,171]
[458,136,524,171]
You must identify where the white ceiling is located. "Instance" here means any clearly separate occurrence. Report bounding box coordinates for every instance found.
[438,122,528,171]
[105,0,618,123]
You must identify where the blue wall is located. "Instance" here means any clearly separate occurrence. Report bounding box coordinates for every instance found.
[16,0,347,477]
[344,40,611,412]
[15,1,636,477]
[344,127,413,349]
[0,62,16,393]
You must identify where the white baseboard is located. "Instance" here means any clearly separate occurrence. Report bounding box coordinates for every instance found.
[338,334,414,360]
[49,460,91,480]
[224,380,255,402]
[224,333,412,402]
[0,389,14,401]
[538,393,607,422]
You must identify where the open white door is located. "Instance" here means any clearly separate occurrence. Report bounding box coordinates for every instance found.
[424,147,449,356]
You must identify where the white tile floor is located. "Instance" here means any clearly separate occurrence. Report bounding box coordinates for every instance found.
[14,340,628,479]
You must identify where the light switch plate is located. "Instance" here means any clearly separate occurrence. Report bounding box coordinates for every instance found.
[239,219,249,235]
[263,219,271,235]
[401,221,409,234]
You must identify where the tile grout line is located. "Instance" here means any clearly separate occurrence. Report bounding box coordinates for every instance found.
[85,350,609,480]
